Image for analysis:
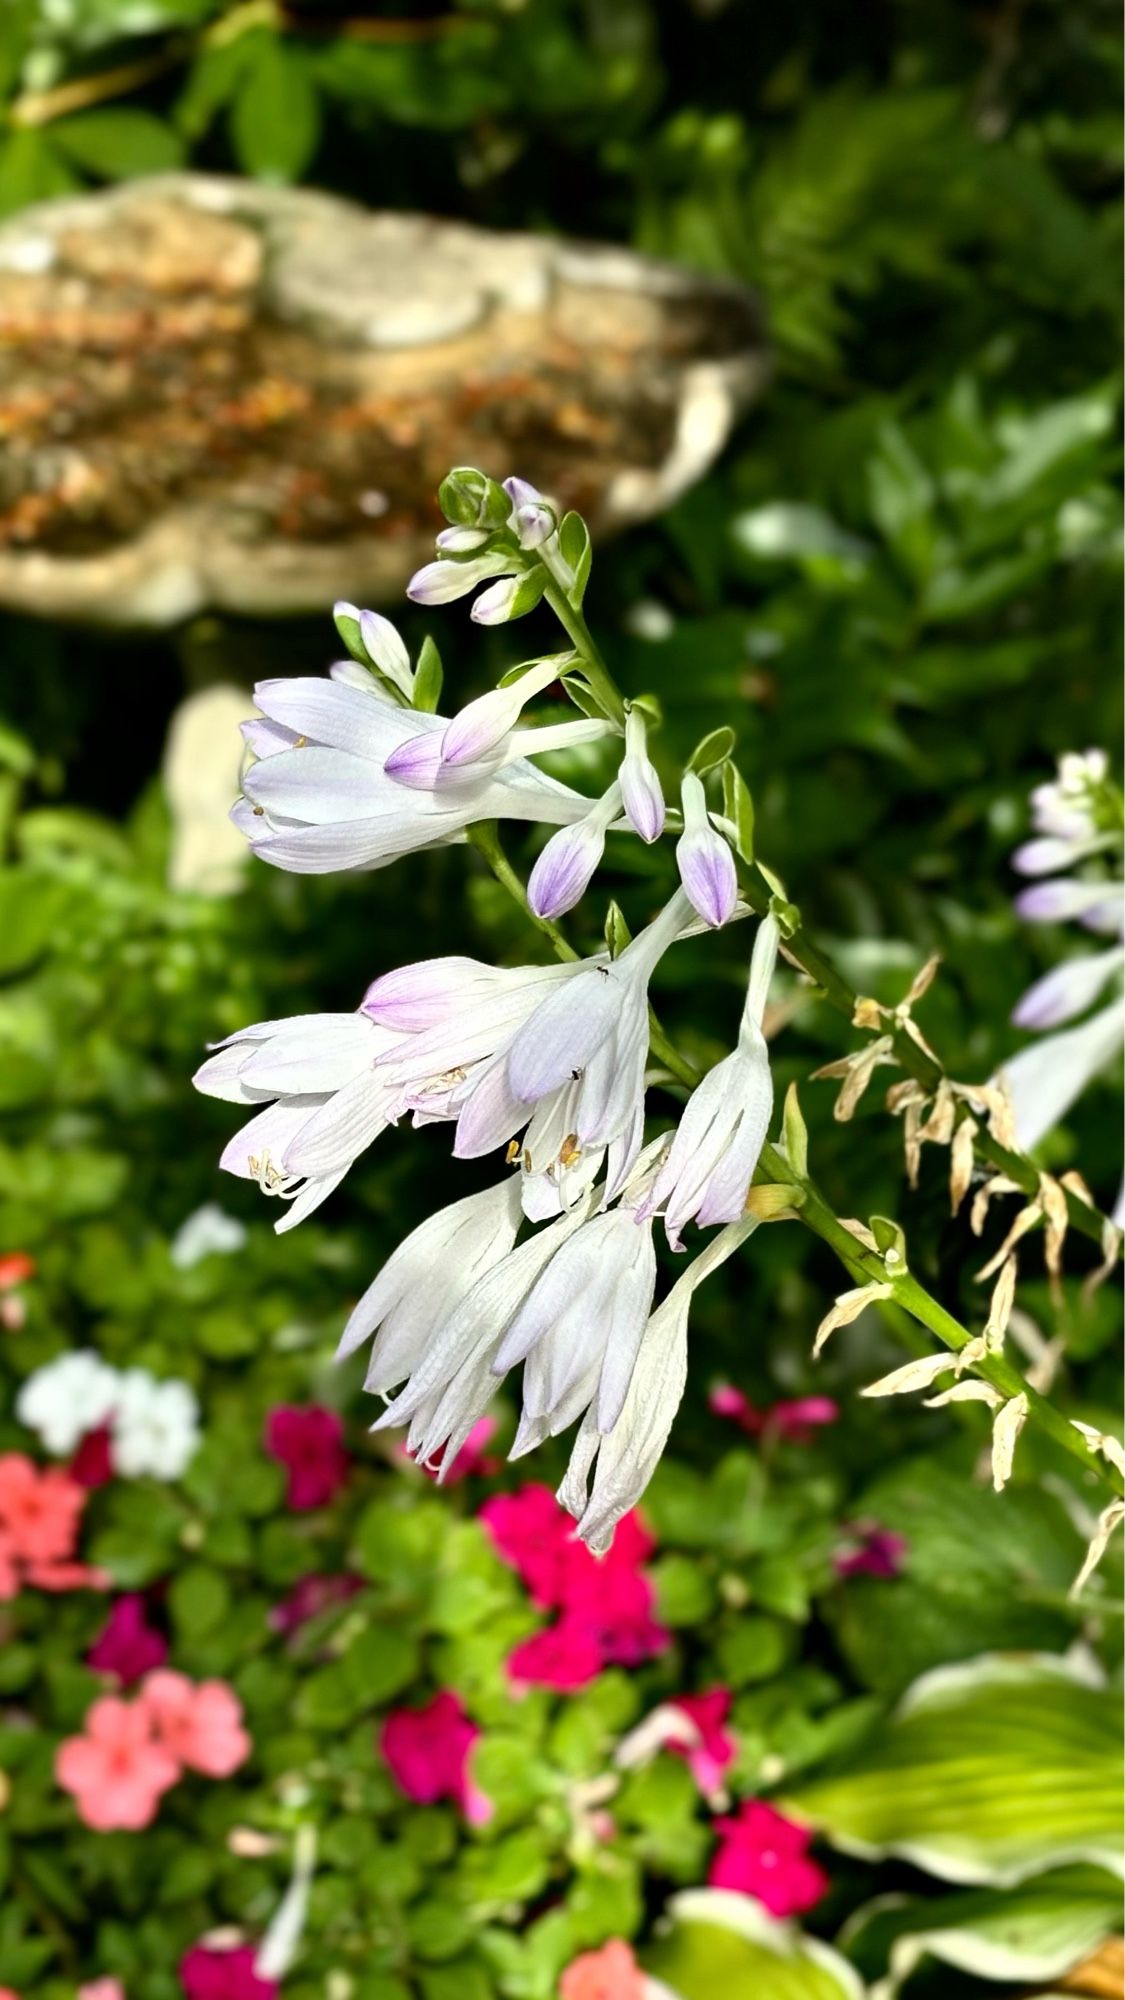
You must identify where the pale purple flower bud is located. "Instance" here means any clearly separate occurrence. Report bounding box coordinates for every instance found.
[361,957,501,1033]
[503,476,557,550]
[471,575,523,626]
[383,731,445,790]
[436,526,490,553]
[675,771,737,929]
[440,657,563,768]
[1012,835,1084,878]
[1016,879,1118,925]
[1012,946,1125,1030]
[618,706,665,843]
[527,784,621,919]
[406,552,513,605]
[1080,894,1125,937]
[357,610,413,698]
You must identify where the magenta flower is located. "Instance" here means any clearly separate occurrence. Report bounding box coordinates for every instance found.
[264,1406,349,1511]
[180,1943,277,2000]
[380,1690,491,1824]
[507,1618,606,1691]
[408,1415,500,1485]
[268,1572,363,1637]
[563,1561,670,1668]
[709,1384,839,1443]
[485,1484,667,1686]
[668,1688,737,1799]
[708,1800,829,1917]
[480,1483,583,1607]
[88,1595,168,1686]
[834,1523,908,1579]
[69,1424,115,1489]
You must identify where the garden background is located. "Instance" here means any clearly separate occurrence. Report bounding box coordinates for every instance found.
[0,3,1121,1998]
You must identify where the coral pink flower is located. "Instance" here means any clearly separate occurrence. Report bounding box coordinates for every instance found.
[0,1988,20,2000]
[507,1617,606,1691]
[79,1981,127,2000]
[708,1800,829,1916]
[380,1690,491,1824]
[56,1696,180,1830]
[668,1688,737,1799]
[70,1424,115,1489]
[834,1523,908,1579]
[180,1944,277,2000]
[264,1405,349,1511]
[710,1385,839,1442]
[408,1414,500,1484]
[0,1454,84,1563]
[559,1938,646,2000]
[140,1671,251,1778]
[0,1253,34,1290]
[89,1595,168,1685]
[269,1571,363,1637]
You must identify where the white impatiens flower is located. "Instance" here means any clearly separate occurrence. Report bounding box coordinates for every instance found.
[16,1350,119,1455]
[194,1010,403,1232]
[234,662,591,876]
[640,915,779,1248]
[559,1218,758,1550]
[111,1372,201,1480]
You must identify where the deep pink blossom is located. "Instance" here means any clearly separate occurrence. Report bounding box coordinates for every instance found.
[410,1414,500,1484]
[507,1617,607,1690]
[264,1405,349,1511]
[709,1384,839,1442]
[708,1800,829,1916]
[480,1483,579,1606]
[70,1424,115,1489]
[88,1595,168,1685]
[485,1485,667,1686]
[668,1688,737,1798]
[269,1571,363,1636]
[380,1690,491,1824]
[180,1944,276,2000]
[563,1561,670,1667]
[834,1523,908,1579]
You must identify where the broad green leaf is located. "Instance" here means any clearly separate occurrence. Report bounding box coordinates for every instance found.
[413,635,444,713]
[845,1866,1120,1995]
[644,1889,864,1999]
[52,109,184,179]
[787,1655,1123,1885]
[0,129,80,216]
[232,34,322,183]
[688,726,736,775]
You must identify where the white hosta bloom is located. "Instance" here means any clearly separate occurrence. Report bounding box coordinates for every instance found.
[640,917,778,1248]
[559,1218,758,1551]
[1012,943,1125,1031]
[235,668,590,875]
[1029,748,1108,842]
[439,656,576,770]
[618,705,665,843]
[17,1350,120,1455]
[503,475,558,550]
[336,1176,524,1390]
[528,782,622,919]
[111,1371,201,1480]
[194,1010,402,1231]
[676,771,737,929]
[1001,995,1125,1153]
[367,1197,598,1475]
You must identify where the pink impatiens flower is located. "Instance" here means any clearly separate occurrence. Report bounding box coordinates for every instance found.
[667,1688,737,1800]
[56,1696,180,1830]
[88,1595,168,1686]
[710,1385,839,1443]
[380,1690,491,1824]
[407,1414,500,1484]
[708,1800,829,1916]
[559,1938,646,2000]
[78,1981,127,2000]
[140,1671,252,1777]
[180,1944,277,2000]
[480,1482,578,1607]
[264,1405,349,1511]
[507,1618,607,1692]
[834,1523,908,1579]
[0,1452,104,1599]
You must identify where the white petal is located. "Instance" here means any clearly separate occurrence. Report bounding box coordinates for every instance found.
[1001,997,1125,1151]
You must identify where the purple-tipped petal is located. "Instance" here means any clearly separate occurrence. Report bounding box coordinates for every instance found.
[1012,835,1083,877]
[528,821,605,919]
[406,554,511,605]
[676,831,738,929]
[620,755,665,842]
[384,732,446,790]
[362,958,491,1033]
[1016,879,1114,924]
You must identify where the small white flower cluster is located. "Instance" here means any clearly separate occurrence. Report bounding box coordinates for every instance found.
[17,1350,201,1481]
[1002,749,1123,1212]
[197,469,781,1545]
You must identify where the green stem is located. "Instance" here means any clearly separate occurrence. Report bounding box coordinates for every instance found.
[541,583,628,730]
[467,822,578,960]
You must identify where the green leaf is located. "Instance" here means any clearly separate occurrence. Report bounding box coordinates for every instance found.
[0,129,80,216]
[721,760,755,862]
[787,1655,1124,1885]
[688,727,736,775]
[558,512,592,605]
[53,110,185,180]
[645,1889,863,1999]
[845,1865,1121,1995]
[231,34,322,183]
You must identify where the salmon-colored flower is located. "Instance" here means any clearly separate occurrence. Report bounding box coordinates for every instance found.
[56,1696,179,1830]
[0,1453,104,1599]
[139,1671,251,1777]
[559,1938,646,1999]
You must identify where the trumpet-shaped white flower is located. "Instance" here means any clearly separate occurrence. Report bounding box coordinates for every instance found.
[235,666,590,876]
[1002,995,1125,1153]
[640,917,779,1248]
[193,1010,402,1231]
[676,771,737,929]
[558,1219,758,1550]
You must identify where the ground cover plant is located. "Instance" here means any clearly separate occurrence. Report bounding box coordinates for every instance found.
[0,2,1121,1997]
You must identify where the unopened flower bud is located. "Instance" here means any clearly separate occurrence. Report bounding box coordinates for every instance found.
[619,707,665,843]
[503,476,558,551]
[528,784,621,919]
[438,466,511,530]
[676,771,737,928]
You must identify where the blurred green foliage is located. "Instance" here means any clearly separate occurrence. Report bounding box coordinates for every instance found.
[0,0,1121,1994]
